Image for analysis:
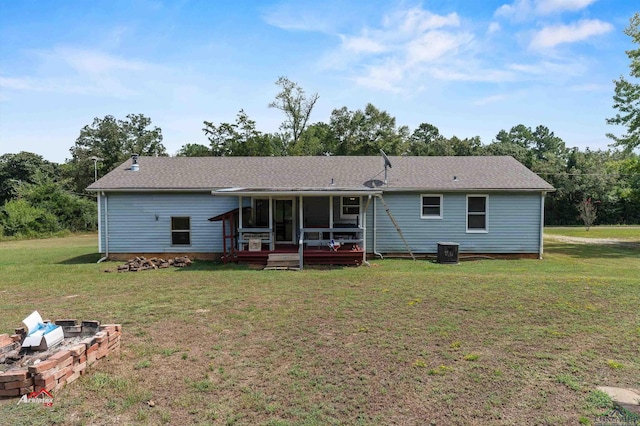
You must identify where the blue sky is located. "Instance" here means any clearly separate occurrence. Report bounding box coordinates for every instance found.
[0,0,636,163]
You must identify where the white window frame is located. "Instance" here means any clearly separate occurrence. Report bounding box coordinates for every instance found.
[340,196,360,219]
[420,194,443,219]
[171,216,191,245]
[466,195,488,233]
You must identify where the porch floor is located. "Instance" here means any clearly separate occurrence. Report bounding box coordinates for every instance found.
[229,244,364,266]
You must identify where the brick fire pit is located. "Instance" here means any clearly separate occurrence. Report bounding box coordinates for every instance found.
[0,320,121,398]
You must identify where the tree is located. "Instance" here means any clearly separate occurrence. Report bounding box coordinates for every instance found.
[17,176,97,232]
[607,13,640,152]
[446,135,483,156]
[120,114,166,157]
[292,123,337,156]
[485,125,535,167]
[577,197,598,230]
[407,123,448,155]
[268,77,319,150]
[0,199,59,238]
[203,110,283,156]
[604,154,640,223]
[330,104,409,155]
[68,114,166,192]
[0,152,60,204]
[176,143,212,157]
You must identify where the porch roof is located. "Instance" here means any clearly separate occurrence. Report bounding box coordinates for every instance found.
[212,188,382,196]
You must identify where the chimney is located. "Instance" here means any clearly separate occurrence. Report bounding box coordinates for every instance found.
[131,154,139,171]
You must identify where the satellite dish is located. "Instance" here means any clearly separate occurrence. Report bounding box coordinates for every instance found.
[364,179,385,188]
[380,149,392,168]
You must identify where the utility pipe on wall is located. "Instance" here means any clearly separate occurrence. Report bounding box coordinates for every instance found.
[372,196,383,260]
[362,195,373,265]
[539,192,546,259]
[97,192,109,263]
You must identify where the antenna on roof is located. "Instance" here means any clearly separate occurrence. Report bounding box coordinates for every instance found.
[380,149,392,185]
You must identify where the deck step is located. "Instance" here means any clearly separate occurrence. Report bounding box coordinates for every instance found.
[265,253,301,269]
[263,266,300,271]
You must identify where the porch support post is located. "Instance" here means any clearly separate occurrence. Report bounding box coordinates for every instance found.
[238,196,243,251]
[299,196,304,270]
[269,196,274,250]
[329,196,334,241]
[362,199,366,264]
[362,195,373,265]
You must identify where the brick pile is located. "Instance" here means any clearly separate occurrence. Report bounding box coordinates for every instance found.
[0,334,22,364]
[117,256,192,272]
[0,321,121,398]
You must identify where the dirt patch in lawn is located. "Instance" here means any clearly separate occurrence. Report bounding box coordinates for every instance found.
[546,234,640,249]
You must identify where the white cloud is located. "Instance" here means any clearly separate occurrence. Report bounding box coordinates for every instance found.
[327,7,479,91]
[383,8,460,34]
[495,0,598,19]
[535,0,597,14]
[495,0,532,20]
[568,83,609,92]
[529,19,613,49]
[341,35,387,54]
[262,2,336,32]
[353,62,405,92]
[1,47,162,98]
[428,66,516,82]
[507,59,586,78]
[54,47,147,75]
[405,31,472,64]
[0,77,34,91]
[270,3,602,93]
[488,22,501,34]
[473,94,509,106]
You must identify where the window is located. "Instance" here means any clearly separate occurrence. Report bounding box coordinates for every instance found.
[254,199,270,227]
[171,217,191,245]
[340,196,360,219]
[421,194,442,219]
[467,195,488,233]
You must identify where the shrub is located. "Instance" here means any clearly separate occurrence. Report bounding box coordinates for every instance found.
[0,199,59,237]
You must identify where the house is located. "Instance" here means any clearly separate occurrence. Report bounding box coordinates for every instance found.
[87,155,554,267]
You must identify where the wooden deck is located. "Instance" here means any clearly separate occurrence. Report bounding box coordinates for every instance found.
[228,244,364,267]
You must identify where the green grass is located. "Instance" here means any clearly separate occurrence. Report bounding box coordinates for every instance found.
[545,225,640,240]
[1,232,639,425]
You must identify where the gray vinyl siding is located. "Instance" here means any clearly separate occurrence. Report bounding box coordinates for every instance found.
[97,191,543,255]
[365,192,542,254]
[98,192,235,254]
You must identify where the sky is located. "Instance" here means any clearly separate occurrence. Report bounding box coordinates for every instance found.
[0,0,637,164]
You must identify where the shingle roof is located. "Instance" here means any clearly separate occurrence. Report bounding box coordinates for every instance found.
[87,156,554,192]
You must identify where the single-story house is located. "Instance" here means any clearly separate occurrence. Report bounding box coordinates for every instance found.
[87,155,554,266]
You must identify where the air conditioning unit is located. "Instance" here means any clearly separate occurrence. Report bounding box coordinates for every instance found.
[437,242,459,264]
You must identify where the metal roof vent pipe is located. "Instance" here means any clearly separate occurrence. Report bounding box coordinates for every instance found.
[131,154,139,171]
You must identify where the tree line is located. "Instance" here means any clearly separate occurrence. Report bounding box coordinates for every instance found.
[2,14,638,238]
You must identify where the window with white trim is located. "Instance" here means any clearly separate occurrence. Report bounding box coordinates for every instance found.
[467,195,488,232]
[421,194,442,219]
[340,196,360,219]
[171,216,191,245]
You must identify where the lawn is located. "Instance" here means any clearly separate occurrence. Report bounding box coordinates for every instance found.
[1,232,639,425]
